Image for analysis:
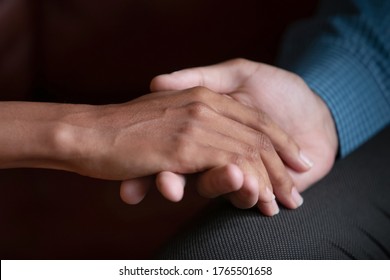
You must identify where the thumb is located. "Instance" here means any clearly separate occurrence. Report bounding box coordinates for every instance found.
[120,177,152,204]
[150,58,253,93]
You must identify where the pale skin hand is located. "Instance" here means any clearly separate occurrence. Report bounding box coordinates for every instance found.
[0,87,306,216]
[145,59,338,198]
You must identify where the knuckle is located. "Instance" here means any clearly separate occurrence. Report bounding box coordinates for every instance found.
[189,86,212,102]
[243,144,260,161]
[229,153,245,167]
[256,133,274,152]
[185,101,212,119]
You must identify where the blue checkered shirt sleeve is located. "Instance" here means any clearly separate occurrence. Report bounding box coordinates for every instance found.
[278,0,390,157]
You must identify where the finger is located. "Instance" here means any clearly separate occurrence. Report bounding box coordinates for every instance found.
[195,164,243,198]
[156,171,186,202]
[248,168,281,217]
[120,176,152,204]
[225,174,261,209]
[195,113,282,214]
[266,127,313,173]
[150,59,254,93]
[253,165,280,217]
[223,173,280,216]
[257,199,280,217]
[267,133,313,173]
[254,137,304,210]
[222,157,276,211]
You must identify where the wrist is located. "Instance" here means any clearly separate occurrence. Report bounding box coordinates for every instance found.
[313,93,339,157]
[50,103,100,174]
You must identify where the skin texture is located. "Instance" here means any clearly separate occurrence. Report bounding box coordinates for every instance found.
[122,59,338,214]
[0,86,307,215]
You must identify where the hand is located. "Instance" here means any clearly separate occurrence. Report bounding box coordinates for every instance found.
[57,87,307,215]
[149,59,338,193]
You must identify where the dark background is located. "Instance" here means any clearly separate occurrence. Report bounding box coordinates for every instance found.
[0,0,317,259]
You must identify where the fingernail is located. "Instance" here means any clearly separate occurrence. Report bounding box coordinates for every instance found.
[291,187,304,207]
[270,199,280,216]
[300,151,314,168]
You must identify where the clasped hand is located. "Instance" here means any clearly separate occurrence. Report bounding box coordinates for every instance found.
[94,59,338,216]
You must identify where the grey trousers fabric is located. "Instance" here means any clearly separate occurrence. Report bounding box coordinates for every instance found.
[158,125,390,259]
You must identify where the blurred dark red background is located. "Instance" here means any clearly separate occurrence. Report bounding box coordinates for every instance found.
[0,0,317,259]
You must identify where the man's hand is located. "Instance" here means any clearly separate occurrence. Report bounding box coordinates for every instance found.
[149,59,338,192]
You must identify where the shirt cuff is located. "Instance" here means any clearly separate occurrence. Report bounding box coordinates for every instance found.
[288,41,390,157]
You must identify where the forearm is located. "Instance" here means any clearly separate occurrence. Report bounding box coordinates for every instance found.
[0,101,95,172]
